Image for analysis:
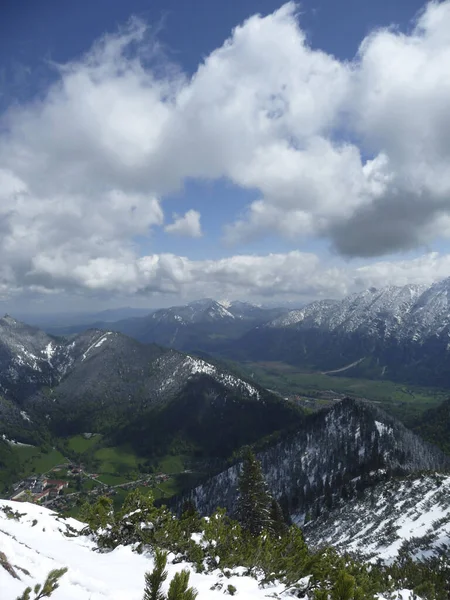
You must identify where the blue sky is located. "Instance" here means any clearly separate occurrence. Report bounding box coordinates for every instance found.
[1,0,428,75]
[0,0,449,311]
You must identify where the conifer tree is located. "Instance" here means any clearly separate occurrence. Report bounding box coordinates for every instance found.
[236,448,272,537]
[331,570,356,600]
[269,498,288,538]
[16,568,68,600]
[167,570,198,600]
[143,551,197,600]
[143,549,167,600]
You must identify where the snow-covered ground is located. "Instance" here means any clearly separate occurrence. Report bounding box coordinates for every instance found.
[0,500,420,599]
[0,500,286,600]
[304,474,450,563]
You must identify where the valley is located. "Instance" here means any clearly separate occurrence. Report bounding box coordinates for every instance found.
[232,360,448,426]
[2,433,206,517]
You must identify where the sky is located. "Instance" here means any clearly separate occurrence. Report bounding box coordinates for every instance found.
[1,0,450,312]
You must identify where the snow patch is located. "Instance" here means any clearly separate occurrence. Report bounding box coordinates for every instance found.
[82,332,112,360]
[375,421,393,436]
[20,410,32,423]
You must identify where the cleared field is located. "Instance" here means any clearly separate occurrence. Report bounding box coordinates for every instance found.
[67,434,102,453]
[96,473,129,486]
[156,455,186,474]
[240,361,448,424]
[14,446,67,476]
[153,476,183,500]
[94,444,140,473]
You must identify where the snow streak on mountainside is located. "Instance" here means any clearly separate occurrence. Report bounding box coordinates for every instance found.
[139,351,261,399]
[188,399,450,521]
[304,474,450,563]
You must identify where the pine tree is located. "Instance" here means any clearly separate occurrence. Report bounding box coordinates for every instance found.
[167,570,198,600]
[236,448,272,537]
[331,570,356,600]
[16,568,68,600]
[142,551,197,600]
[143,549,167,600]
[269,498,288,538]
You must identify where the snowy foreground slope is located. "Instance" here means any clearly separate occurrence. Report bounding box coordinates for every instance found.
[305,474,450,563]
[0,500,418,599]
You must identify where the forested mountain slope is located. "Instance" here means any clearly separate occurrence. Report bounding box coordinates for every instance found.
[0,317,302,462]
[188,398,450,519]
[413,398,450,455]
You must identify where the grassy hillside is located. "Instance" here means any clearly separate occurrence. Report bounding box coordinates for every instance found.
[0,444,66,494]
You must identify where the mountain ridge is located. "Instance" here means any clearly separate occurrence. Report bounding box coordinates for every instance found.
[222,278,450,386]
[0,316,303,467]
[39,299,290,350]
[185,397,450,520]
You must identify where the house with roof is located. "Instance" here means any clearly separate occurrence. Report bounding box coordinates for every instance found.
[10,490,28,502]
[34,490,50,503]
[45,480,69,494]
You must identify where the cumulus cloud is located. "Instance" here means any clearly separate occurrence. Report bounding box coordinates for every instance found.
[0,2,450,302]
[20,250,450,303]
[219,1,450,255]
[165,210,202,237]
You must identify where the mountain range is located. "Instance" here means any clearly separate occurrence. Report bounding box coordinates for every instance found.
[218,278,450,386]
[15,307,156,329]
[1,311,450,600]
[28,278,450,387]
[41,299,289,351]
[0,315,302,463]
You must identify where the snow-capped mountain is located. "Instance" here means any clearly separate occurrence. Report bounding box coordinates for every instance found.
[304,473,450,563]
[41,299,289,352]
[0,317,301,459]
[187,398,450,520]
[226,278,450,385]
[149,299,236,326]
[266,278,450,341]
[266,283,430,338]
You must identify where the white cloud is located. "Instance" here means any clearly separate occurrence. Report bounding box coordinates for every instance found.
[218,1,450,254]
[165,210,202,237]
[21,247,450,304]
[0,2,450,303]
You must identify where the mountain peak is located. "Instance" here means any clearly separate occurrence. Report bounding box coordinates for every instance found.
[1,314,18,326]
